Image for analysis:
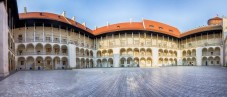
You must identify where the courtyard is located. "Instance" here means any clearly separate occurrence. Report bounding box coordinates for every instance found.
[0,67,227,97]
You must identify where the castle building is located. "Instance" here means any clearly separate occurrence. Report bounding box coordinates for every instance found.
[1,0,227,77]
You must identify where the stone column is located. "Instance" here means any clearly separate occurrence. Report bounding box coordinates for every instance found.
[68,44,76,68]
[113,48,120,67]
[0,2,9,77]
[196,47,202,66]
[152,47,159,67]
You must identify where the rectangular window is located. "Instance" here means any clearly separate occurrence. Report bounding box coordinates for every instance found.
[217,61,219,64]
[211,61,213,64]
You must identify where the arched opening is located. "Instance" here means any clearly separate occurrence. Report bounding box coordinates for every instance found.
[61,57,68,69]
[174,58,177,66]
[187,58,192,66]
[146,49,152,56]
[192,57,196,66]
[133,57,139,67]
[182,58,187,66]
[102,59,108,67]
[76,47,80,57]
[140,48,145,56]
[202,48,207,56]
[53,57,60,69]
[208,48,214,56]
[90,50,93,58]
[127,57,133,67]
[108,49,113,57]
[26,44,34,55]
[182,50,186,57]
[17,44,25,55]
[214,47,220,56]
[133,48,139,56]
[164,58,168,66]
[214,56,221,66]
[127,48,133,56]
[187,50,191,57]
[45,44,52,54]
[147,57,152,67]
[81,58,85,68]
[169,50,173,57]
[76,58,80,69]
[26,57,34,70]
[36,57,44,70]
[80,49,84,57]
[120,48,126,56]
[169,58,173,66]
[45,57,52,70]
[164,50,168,56]
[97,59,101,68]
[159,58,163,66]
[85,49,89,57]
[61,45,68,55]
[35,43,43,55]
[90,59,94,68]
[86,59,89,68]
[202,57,208,66]
[174,51,177,57]
[97,51,101,58]
[140,58,146,67]
[192,49,196,57]
[208,57,214,66]
[159,49,163,57]
[102,50,107,57]
[53,44,60,55]
[108,58,113,67]
[18,57,26,70]
[120,58,126,67]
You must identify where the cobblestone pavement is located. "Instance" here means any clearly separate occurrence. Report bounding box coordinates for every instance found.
[0,66,227,97]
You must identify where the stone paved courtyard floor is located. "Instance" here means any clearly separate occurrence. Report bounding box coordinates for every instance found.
[0,66,227,97]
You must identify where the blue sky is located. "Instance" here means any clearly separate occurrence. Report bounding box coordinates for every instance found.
[17,0,227,33]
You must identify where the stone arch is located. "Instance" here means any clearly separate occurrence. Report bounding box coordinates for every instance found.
[61,45,68,55]
[18,57,26,70]
[120,57,126,67]
[17,44,25,55]
[44,44,52,54]
[108,58,113,67]
[202,48,207,56]
[36,56,44,70]
[35,43,43,55]
[45,57,53,70]
[120,48,126,56]
[53,44,60,55]
[26,44,34,54]
[140,57,146,67]
[26,56,34,70]
[147,57,152,67]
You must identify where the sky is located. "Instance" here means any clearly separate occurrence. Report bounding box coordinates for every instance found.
[17,0,227,33]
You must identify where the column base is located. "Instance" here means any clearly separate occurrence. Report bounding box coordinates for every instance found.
[0,72,9,77]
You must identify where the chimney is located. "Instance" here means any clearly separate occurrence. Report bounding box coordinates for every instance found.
[24,7,27,13]
[107,21,109,27]
[62,11,66,17]
[82,22,86,27]
[72,16,76,21]
[130,18,132,24]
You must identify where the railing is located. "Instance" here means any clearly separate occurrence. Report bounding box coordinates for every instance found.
[17,52,68,56]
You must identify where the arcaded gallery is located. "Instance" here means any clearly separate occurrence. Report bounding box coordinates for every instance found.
[1,0,227,77]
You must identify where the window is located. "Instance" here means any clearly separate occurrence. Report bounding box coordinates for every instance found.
[117,26,120,28]
[38,61,41,63]
[149,25,154,28]
[21,61,24,65]
[46,37,50,41]
[211,52,213,55]
[63,61,66,65]
[35,37,39,40]
[217,61,219,64]
[169,30,173,32]
[211,61,213,64]
[159,27,163,30]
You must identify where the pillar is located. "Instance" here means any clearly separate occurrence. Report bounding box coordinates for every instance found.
[0,2,9,77]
